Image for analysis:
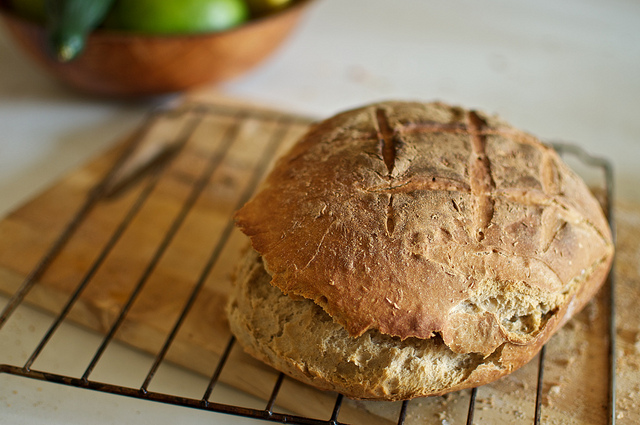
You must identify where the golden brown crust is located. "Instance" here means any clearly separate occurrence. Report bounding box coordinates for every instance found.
[234,101,614,356]
[226,249,509,401]
[225,247,605,400]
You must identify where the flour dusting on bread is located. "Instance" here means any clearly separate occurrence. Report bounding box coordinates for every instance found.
[227,101,614,400]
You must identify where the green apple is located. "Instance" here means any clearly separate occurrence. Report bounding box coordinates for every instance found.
[104,0,250,34]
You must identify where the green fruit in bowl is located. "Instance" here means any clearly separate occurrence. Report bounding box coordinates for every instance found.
[11,0,116,62]
[46,0,116,62]
[103,0,250,34]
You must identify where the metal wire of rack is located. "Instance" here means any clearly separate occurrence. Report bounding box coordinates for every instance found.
[0,103,616,425]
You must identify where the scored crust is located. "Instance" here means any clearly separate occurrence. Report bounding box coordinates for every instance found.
[234,101,614,357]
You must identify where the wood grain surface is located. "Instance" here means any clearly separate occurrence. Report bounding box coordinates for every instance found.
[0,96,637,424]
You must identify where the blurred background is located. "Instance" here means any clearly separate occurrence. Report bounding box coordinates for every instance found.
[1,0,639,215]
[1,0,639,423]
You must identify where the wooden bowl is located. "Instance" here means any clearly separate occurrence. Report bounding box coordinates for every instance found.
[0,0,314,97]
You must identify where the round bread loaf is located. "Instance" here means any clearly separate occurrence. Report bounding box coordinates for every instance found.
[227,101,614,400]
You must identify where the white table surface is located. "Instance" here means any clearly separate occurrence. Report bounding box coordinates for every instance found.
[1,0,639,423]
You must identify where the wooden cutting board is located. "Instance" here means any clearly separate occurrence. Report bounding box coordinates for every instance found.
[0,95,638,424]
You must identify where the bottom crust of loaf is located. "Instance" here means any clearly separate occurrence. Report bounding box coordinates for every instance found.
[226,248,559,401]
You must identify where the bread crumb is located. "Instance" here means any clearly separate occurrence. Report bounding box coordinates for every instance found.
[552,355,576,367]
[541,381,563,407]
[476,394,495,410]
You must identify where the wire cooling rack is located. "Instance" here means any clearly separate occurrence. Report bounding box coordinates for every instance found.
[0,102,616,425]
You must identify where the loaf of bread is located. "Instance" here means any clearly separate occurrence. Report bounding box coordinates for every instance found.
[227,101,614,400]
